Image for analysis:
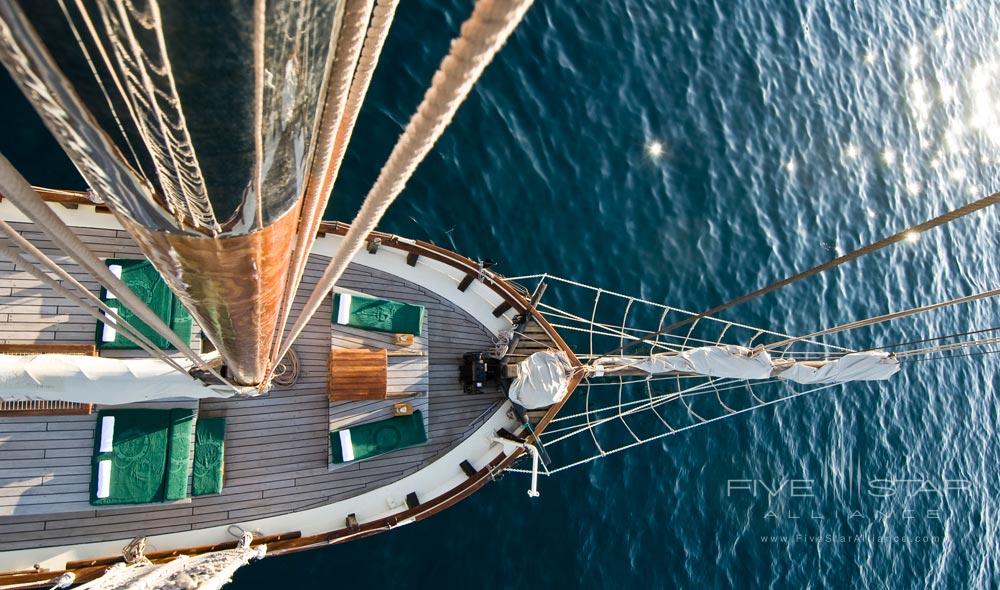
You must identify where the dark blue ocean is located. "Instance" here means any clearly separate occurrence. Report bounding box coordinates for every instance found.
[3,0,999,587]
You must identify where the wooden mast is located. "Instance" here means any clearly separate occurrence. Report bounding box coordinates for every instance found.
[0,1,345,385]
[118,207,300,385]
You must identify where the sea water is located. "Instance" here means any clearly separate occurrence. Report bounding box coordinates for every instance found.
[2,0,998,587]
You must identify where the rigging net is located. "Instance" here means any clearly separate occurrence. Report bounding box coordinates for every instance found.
[502,275,998,476]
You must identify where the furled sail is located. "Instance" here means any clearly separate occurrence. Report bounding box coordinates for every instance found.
[590,346,900,384]
[600,345,776,380]
[0,0,348,384]
[74,533,264,590]
[0,353,233,403]
[772,351,902,384]
[508,350,573,410]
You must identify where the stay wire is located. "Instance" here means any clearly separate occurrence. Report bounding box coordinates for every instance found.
[594,191,1000,362]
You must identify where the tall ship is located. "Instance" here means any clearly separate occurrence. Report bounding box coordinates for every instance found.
[0,1,996,588]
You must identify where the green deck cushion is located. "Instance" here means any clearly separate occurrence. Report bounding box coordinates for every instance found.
[96,258,192,349]
[332,292,425,336]
[192,417,226,496]
[91,409,170,505]
[329,411,427,464]
[163,409,195,501]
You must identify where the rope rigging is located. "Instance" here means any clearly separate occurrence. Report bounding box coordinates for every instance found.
[2,0,538,393]
[55,0,149,188]
[869,325,1000,351]
[1,0,995,482]
[0,220,189,375]
[507,274,853,352]
[268,0,391,380]
[0,154,241,392]
[0,0,994,515]
[892,335,1000,359]
[764,286,1000,350]
[275,0,536,367]
[508,381,845,476]
[515,325,1000,475]
[0,155,204,364]
[903,348,1000,364]
[595,190,1000,362]
[64,0,219,231]
[502,272,998,477]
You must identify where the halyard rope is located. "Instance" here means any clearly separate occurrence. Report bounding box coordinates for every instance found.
[267,0,378,381]
[275,0,535,365]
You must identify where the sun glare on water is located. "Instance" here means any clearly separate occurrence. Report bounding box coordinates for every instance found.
[646,140,665,160]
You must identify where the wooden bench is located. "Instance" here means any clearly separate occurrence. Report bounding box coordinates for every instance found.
[0,343,96,416]
[0,343,96,355]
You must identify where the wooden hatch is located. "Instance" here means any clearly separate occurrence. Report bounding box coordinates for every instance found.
[327,348,388,401]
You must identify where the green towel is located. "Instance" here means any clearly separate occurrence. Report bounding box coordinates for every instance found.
[171,295,193,346]
[329,411,427,464]
[192,417,226,496]
[96,259,192,349]
[332,292,425,336]
[163,409,195,501]
[91,409,170,505]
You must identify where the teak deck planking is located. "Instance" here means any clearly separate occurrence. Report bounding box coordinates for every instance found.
[0,221,506,552]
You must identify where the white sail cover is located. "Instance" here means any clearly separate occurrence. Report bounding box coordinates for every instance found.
[596,345,774,379]
[592,347,899,384]
[0,354,232,404]
[76,545,265,590]
[509,351,573,409]
[776,351,900,384]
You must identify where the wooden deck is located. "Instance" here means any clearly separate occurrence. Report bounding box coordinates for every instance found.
[0,221,504,552]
